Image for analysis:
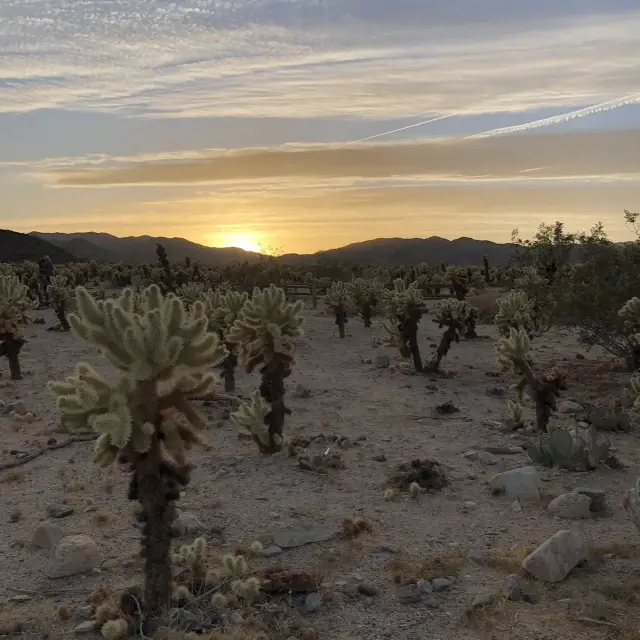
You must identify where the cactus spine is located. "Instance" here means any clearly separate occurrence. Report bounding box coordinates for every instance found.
[0,276,37,379]
[228,285,304,453]
[48,285,226,622]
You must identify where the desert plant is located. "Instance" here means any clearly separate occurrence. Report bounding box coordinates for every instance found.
[201,288,249,392]
[227,285,304,453]
[496,328,564,431]
[47,275,74,331]
[619,296,640,370]
[444,266,469,300]
[47,284,226,624]
[382,279,427,372]
[178,282,206,307]
[495,290,536,337]
[156,243,173,292]
[324,281,349,337]
[427,298,477,371]
[0,276,37,379]
[346,278,383,327]
[482,255,494,284]
[527,425,615,471]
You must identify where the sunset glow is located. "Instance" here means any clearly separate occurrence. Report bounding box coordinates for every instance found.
[209,232,263,254]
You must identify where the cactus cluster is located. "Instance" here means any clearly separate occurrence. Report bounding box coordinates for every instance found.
[382,279,427,372]
[495,290,535,338]
[427,298,478,371]
[323,281,350,337]
[47,274,74,331]
[48,284,226,621]
[228,285,304,453]
[528,425,615,471]
[346,278,383,327]
[0,275,38,379]
[619,297,640,381]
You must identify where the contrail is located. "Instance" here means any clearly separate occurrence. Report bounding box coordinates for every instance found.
[348,113,458,144]
[465,93,640,139]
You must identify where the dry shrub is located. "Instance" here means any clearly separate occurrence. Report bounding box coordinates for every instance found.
[467,288,503,323]
[388,550,466,584]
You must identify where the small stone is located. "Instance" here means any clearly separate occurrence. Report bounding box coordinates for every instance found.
[376,543,400,554]
[416,579,433,594]
[503,574,523,601]
[33,521,64,549]
[372,454,387,462]
[478,451,499,466]
[424,597,440,609]
[462,501,477,511]
[431,577,454,592]
[77,605,94,619]
[273,522,336,548]
[574,488,607,513]
[74,621,97,634]
[262,544,283,558]
[468,550,487,564]
[486,384,508,398]
[338,437,353,450]
[293,384,311,399]
[397,584,423,603]
[373,355,390,368]
[3,400,26,415]
[435,401,459,415]
[468,592,495,612]
[9,594,31,602]
[511,499,523,513]
[171,512,205,536]
[304,592,323,613]
[547,493,592,519]
[47,505,74,519]
[557,400,584,414]
[489,466,541,501]
[522,529,588,583]
[47,535,100,578]
[485,446,525,455]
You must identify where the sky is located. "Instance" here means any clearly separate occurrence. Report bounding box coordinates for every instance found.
[1,1,639,254]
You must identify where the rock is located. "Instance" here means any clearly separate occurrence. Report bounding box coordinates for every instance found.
[169,608,204,631]
[486,384,508,398]
[2,400,26,415]
[521,530,587,582]
[424,597,440,609]
[273,522,336,548]
[373,355,390,369]
[574,488,606,513]
[397,584,423,603]
[372,454,387,462]
[47,504,74,519]
[47,535,100,578]
[262,544,283,558]
[292,384,311,399]
[376,543,400,554]
[9,594,31,602]
[416,578,433,594]
[33,521,64,549]
[77,605,94,619]
[489,466,541,501]
[557,400,584,414]
[462,501,477,511]
[338,437,353,450]
[511,499,523,513]
[485,446,525,455]
[503,574,522,601]
[468,550,487,564]
[357,584,379,597]
[74,621,97,634]
[468,592,495,612]
[171,512,205,536]
[304,592,323,613]
[431,577,454,592]
[547,493,592,519]
[435,401,459,415]
[478,451,499,466]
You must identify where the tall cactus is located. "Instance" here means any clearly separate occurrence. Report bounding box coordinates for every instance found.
[48,285,226,622]
[227,285,304,454]
[324,281,349,338]
[47,275,74,331]
[382,279,427,373]
[0,276,37,379]
[427,298,477,371]
[346,278,383,328]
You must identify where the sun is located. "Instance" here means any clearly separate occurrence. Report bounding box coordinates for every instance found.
[209,232,262,253]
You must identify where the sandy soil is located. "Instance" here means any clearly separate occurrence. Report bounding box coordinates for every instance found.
[1,298,639,640]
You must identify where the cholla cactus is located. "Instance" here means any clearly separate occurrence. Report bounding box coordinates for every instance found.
[47,275,74,331]
[323,281,349,338]
[444,266,469,300]
[495,291,536,338]
[507,399,524,429]
[496,327,563,431]
[200,288,248,392]
[0,276,38,379]
[172,536,208,581]
[346,278,383,328]
[228,285,304,454]
[47,284,226,621]
[178,282,206,307]
[619,297,640,372]
[427,298,477,371]
[513,266,554,332]
[382,279,427,372]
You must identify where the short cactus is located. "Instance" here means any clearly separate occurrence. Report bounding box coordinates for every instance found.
[47,284,226,622]
[495,291,536,337]
[496,327,564,431]
[228,285,304,454]
[382,279,427,372]
[0,275,38,379]
[323,281,349,338]
[346,278,383,327]
[427,298,477,371]
[47,275,74,331]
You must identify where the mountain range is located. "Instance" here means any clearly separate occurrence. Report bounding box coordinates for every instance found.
[0,229,522,267]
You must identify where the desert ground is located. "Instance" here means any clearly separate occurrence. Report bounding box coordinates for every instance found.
[1,296,639,640]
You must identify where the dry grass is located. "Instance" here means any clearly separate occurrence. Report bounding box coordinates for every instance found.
[1,470,25,484]
[387,549,467,584]
[484,544,537,573]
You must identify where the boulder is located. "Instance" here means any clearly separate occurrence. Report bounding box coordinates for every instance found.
[521,530,587,582]
[488,466,541,501]
[47,535,100,578]
[33,521,64,549]
[547,493,592,519]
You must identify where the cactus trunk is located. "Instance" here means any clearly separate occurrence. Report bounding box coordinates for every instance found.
[428,325,457,371]
[513,359,559,432]
[399,315,423,373]
[362,302,372,328]
[258,354,290,454]
[221,350,237,392]
[56,306,70,331]
[0,336,24,380]
[336,309,346,338]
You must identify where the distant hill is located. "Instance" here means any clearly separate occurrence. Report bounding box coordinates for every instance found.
[29,233,119,263]
[31,232,261,266]
[0,229,80,264]
[281,236,520,267]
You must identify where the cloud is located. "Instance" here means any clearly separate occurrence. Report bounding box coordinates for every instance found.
[36,130,640,188]
[1,1,639,119]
